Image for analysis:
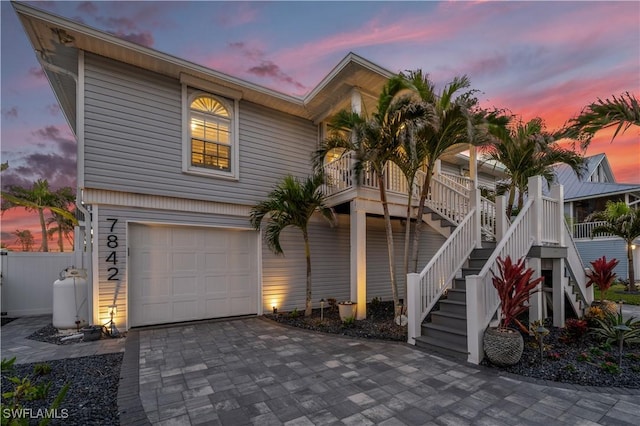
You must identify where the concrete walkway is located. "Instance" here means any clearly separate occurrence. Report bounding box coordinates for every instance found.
[2,315,640,425]
[0,315,125,364]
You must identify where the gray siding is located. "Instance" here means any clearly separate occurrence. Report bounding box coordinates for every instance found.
[261,215,446,312]
[366,217,446,301]
[261,215,351,312]
[576,239,630,280]
[83,54,317,205]
[94,205,255,329]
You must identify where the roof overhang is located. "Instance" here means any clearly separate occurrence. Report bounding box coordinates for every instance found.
[13,2,393,128]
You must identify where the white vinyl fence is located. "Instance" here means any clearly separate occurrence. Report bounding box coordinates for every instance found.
[1,252,76,316]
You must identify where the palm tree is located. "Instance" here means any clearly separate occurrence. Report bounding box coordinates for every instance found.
[47,187,77,252]
[314,76,413,312]
[1,180,76,252]
[561,92,640,150]
[250,174,336,316]
[587,201,640,292]
[404,71,486,273]
[483,117,585,217]
[13,229,35,251]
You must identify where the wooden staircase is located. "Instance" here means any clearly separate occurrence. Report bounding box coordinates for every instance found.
[415,241,495,358]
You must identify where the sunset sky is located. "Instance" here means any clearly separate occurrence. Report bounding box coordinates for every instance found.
[1,0,639,250]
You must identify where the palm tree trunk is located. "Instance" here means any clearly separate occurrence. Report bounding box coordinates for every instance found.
[303,229,313,317]
[402,196,413,302]
[57,219,64,252]
[627,241,635,292]
[38,207,48,252]
[506,186,517,217]
[411,169,433,273]
[378,173,399,311]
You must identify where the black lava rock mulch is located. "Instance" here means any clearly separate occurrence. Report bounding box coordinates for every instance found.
[481,327,640,389]
[1,317,17,327]
[266,300,408,342]
[1,353,123,425]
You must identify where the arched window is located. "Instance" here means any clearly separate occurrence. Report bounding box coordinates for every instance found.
[189,95,232,172]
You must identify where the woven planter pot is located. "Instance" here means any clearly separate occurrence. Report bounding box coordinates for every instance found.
[483,327,524,366]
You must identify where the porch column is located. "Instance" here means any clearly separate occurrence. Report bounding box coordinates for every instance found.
[552,259,565,327]
[351,200,367,319]
[528,176,544,323]
[469,145,478,189]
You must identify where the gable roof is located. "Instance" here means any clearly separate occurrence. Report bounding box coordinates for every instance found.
[13,2,393,132]
[552,154,640,201]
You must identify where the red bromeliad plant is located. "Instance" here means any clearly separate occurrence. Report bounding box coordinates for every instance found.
[585,256,619,302]
[491,255,544,333]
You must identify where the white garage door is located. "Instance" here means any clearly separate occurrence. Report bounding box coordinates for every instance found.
[129,223,258,327]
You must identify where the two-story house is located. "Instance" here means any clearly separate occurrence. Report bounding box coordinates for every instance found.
[15,2,591,364]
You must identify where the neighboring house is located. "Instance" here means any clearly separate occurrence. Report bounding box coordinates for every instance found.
[15,3,590,364]
[552,153,640,280]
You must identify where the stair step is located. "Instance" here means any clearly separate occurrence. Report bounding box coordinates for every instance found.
[421,323,467,347]
[438,299,467,315]
[481,241,496,249]
[446,289,466,303]
[452,278,467,290]
[468,258,486,269]
[430,311,467,331]
[414,335,468,359]
[470,247,494,259]
[461,267,482,277]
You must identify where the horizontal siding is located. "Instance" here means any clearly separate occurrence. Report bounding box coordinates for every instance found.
[575,239,630,279]
[261,214,446,313]
[366,217,446,302]
[94,205,255,330]
[83,54,317,206]
[262,215,351,312]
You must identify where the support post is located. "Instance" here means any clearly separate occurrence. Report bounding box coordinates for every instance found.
[495,195,507,242]
[466,275,482,364]
[528,257,544,324]
[470,188,482,248]
[407,273,421,345]
[552,258,565,327]
[350,200,367,319]
[529,176,543,245]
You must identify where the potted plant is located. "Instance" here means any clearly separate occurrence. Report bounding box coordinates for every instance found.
[586,256,619,315]
[338,301,357,321]
[483,255,544,366]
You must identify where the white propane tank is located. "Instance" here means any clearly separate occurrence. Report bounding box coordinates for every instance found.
[52,268,89,329]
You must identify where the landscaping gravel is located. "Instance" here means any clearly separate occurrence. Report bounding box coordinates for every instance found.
[482,326,640,389]
[1,353,123,425]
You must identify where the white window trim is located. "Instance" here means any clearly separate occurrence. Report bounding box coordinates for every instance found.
[182,85,240,181]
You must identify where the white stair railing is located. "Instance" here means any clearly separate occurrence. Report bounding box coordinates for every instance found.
[426,174,471,225]
[563,220,593,307]
[407,206,479,345]
[440,172,473,194]
[465,196,535,364]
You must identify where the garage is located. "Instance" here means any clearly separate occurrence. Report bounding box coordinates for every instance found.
[128,223,259,327]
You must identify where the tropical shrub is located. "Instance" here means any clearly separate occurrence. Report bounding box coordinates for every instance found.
[591,311,640,346]
[560,318,589,344]
[585,256,619,302]
[491,255,544,333]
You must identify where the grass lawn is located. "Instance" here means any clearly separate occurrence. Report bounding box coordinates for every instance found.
[595,283,640,305]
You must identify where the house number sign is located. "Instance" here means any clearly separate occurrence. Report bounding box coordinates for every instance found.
[106,218,119,281]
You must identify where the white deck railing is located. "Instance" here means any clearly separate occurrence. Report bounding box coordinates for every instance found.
[440,172,473,193]
[541,197,561,245]
[572,221,611,239]
[322,155,422,198]
[563,220,593,306]
[407,208,479,344]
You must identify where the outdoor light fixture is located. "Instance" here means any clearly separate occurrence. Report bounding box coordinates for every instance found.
[320,298,325,321]
[108,305,117,317]
[536,325,549,364]
[272,306,278,315]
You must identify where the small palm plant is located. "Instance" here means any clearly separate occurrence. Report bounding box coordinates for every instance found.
[250,174,336,317]
[585,256,619,302]
[591,310,640,368]
[492,255,545,334]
